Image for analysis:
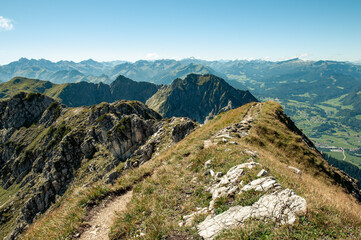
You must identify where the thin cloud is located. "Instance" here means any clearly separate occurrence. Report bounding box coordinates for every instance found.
[144,53,159,60]
[0,16,14,31]
[298,53,309,59]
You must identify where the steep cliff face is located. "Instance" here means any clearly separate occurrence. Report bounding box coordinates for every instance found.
[0,93,196,239]
[146,74,258,123]
[56,81,111,107]
[110,75,161,103]
[0,92,55,129]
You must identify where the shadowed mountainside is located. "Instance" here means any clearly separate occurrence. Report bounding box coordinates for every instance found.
[146,74,258,123]
[0,75,161,107]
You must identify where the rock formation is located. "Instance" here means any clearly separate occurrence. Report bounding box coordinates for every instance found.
[0,92,196,239]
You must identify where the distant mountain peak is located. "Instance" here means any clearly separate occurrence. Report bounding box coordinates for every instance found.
[80,58,97,64]
[146,74,258,123]
[18,57,30,62]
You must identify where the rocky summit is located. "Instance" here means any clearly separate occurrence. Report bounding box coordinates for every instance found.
[1,92,361,240]
[146,73,258,123]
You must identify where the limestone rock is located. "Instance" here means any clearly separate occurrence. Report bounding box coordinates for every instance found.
[244,149,259,158]
[205,169,215,177]
[208,162,259,210]
[0,92,54,129]
[197,189,307,240]
[288,166,302,174]
[204,160,212,168]
[215,172,223,178]
[180,207,208,227]
[241,176,282,192]
[257,169,269,177]
[171,118,197,143]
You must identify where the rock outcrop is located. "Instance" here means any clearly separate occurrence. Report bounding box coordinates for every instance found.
[125,117,197,169]
[0,93,197,239]
[0,92,55,129]
[198,189,307,239]
[179,155,307,240]
[194,159,307,240]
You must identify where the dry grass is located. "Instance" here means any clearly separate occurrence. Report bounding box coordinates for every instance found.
[22,187,84,240]
[110,101,361,239]
[21,159,157,240]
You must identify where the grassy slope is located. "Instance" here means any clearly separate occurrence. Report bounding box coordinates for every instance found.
[0,77,68,101]
[21,101,361,239]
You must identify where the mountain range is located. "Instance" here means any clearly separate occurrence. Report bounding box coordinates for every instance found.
[1,57,361,170]
[0,74,256,124]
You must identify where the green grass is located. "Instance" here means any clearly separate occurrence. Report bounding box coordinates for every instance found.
[321,94,348,106]
[216,212,360,240]
[315,104,338,114]
[44,83,68,100]
[0,77,53,98]
[0,77,69,102]
[325,150,361,167]
[0,183,20,206]
[0,183,21,239]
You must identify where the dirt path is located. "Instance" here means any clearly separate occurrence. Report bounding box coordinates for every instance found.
[342,149,346,161]
[203,103,261,149]
[79,191,133,240]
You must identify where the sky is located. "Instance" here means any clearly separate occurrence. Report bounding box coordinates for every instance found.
[0,0,361,64]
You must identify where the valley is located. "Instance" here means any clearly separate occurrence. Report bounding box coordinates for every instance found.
[279,97,361,165]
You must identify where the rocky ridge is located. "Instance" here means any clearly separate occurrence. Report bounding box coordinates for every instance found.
[179,106,307,239]
[177,102,361,239]
[0,92,196,239]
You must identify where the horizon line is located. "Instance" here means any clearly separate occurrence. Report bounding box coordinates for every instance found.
[1,56,359,66]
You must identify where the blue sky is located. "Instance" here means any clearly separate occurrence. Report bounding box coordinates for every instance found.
[0,0,360,64]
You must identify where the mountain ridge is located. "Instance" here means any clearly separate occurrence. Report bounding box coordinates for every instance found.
[0,92,197,239]
[0,75,162,107]
[146,73,258,123]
